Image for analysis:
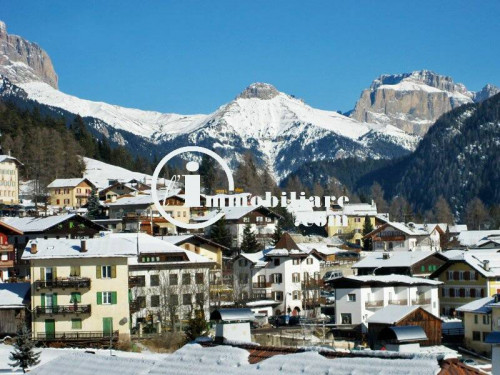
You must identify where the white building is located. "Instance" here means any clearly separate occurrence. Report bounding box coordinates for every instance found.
[0,155,22,205]
[364,222,444,252]
[232,233,322,316]
[327,275,442,331]
[127,233,216,332]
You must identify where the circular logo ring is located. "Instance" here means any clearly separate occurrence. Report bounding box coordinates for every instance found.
[151,146,234,229]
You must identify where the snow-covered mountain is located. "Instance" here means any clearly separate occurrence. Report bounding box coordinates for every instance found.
[351,70,499,135]
[13,80,418,180]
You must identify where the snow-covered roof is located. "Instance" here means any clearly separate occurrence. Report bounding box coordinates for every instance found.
[448,224,467,234]
[0,282,30,309]
[334,275,442,286]
[0,154,22,165]
[456,296,498,314]
[353,251,434,269]
[462,250,500,277]
[297,243,343,256]
[335,202,377,216]
[47,178,95,189]
[2,213,82,232]
[240,250,268,268]
[367,305,421,324]
[159,234,229,250]
[455,230,500,247]
[246,300,280,307]
[29,343,442,375]
[107,190,182,206]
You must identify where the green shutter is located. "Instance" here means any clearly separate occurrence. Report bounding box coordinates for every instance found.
[111,292,117,305]
[53,293,57,306]
[111,265,117,278]
[41,293,45,308]
[40,268,45,281]
[96,266,101,279]
[128,289,132,302]
[71,292,82,303]
[97,292,102,305]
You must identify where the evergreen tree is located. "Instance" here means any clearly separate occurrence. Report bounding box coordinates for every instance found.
[240,223,261,253]
[199,154,217,194]
[271,222,283,246]
[184,309,208,343]
[209,217,232,250]
[466,197,488,230]
[9,326,40,373]
[86,187,101,219]
[362,214,374,250]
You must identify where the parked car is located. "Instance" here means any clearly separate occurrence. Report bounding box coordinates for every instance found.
[460,359,478,367]
[323,270,343,282]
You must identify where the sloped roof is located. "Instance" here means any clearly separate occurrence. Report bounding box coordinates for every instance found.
[455,230,500,247]
[274,233,300,250]
[1,213,100,233]
[0,154,22,166]
[354,251,434,269]
[367,305,421,324]
[210,308,254,322]
[160,234,230,250]
[379,326,428,343]
[47,178,95,189]
[456,296,497,314]
[0,282,30,308]
[329,275,442,287]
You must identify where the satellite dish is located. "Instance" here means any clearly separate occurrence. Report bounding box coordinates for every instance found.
[119,317,128,325]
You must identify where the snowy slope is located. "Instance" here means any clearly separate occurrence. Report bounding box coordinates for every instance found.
[82,157,156,188]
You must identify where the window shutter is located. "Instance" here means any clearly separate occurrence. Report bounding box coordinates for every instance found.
[96,266,101,279]
[111,265,117,278]
[53,267,57,280]
[53,293,58,307]
[111,292,117,304]
[41,293,45,308]
[40,268,45,281]
[97,292,102,305]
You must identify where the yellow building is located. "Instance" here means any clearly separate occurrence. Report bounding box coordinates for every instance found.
[47,178,97,208]
[22,237,135,344]
[326,202,378,245]
[0,155,22,205]
[430,249,500,316]
[457,294,500,357]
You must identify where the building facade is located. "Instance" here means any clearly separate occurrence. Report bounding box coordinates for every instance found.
[326,202,378,245]
[47,178,96,208]
[0,155,22,205]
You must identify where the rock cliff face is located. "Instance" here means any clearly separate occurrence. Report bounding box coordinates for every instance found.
[0,21,58,89]
[350,70,498,136]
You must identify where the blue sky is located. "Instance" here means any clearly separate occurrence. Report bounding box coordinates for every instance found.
[3,1,500,114]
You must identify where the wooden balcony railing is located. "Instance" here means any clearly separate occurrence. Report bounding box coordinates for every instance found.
[34,278,91,290]
[0,259,14,268]
[301,279,324,288]
[252,282,272,289]
[36,330,119,342]
[36,304,91,315]
[411,298,431,305]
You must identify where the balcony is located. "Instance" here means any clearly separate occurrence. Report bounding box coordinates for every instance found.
[36,330,118,342]
[411,298,431,305]
[129,276,145,288]
[252,282,272,289]
[34,278,91,290]
[0,259,14,268]
[365,300,384,309]
[388,299,408,306]
[301,279,324,288]
[36,304,91,316]
[130,300,146,314]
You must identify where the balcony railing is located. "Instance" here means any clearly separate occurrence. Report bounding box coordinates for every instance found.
[388,299,408,306]
[411,298,431,305]
[0,259,14,268]
[302,279,324,288]
[34,278,91,290]
[365,300,384,308]
[36,330,119,342]
[252,282,272,289]
[36,304,91,315]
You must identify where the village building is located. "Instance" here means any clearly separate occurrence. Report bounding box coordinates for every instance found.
[232,233,323,316]
[456,294,500,357]
[363,222,444,252]
[22,235,137,344]
[353,251,447,277]
[0,282,30,337]
[0,154,22,205]
[326,202,378,245]
[0,220,23,281]
[327,275,441,332]
[367,305,442,349]
[127,234,216,333]
[47,178,97,208]
[450,230,500,249]
[429,249,500,316]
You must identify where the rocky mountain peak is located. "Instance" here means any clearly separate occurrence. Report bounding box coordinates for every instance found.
[473,84,500,103]
[0,20,58,89]
[237,82,280,100]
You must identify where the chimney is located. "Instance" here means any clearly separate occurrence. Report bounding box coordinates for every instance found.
[110,195,117,203]
[484,260,490,271]
[383,252,391,260]
[30,241,38,254]
[80,240,87,253]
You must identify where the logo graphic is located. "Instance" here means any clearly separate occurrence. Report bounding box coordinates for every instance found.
[151,146,234,230]
[152,146,350,230]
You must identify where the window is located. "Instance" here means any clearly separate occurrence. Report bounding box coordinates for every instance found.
[102,265,112,279]
[483,315,489,325]
[195,273,204,284]
[196,293,204,305]
[421,265,426,272]
[292,273,300,283]
[239,259,247,267]
[274,258,280,266]
[483,332,490,342]
[182,274,191,285]
[150,295,160,308]
[474,315,478,324]
[292,290,301,300]
[270,273,282,284]
[239,273,248,284]
[472,331,481,341]
[273,291,283,301]
[447,271,453,281]
[293,259,300,265]
[256,216,263,222]
[243,217,250,223]
[348,294,356,302]
[71,318,82,330]
[70,266,80,277]
[169,274,178,285]
[170,294,178,305]
[149,274,159,287]
[102,292,112,305]
[341,313,352,324]
[183,294,192,305]
[306,258,313,265]
[70,292,81,304]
